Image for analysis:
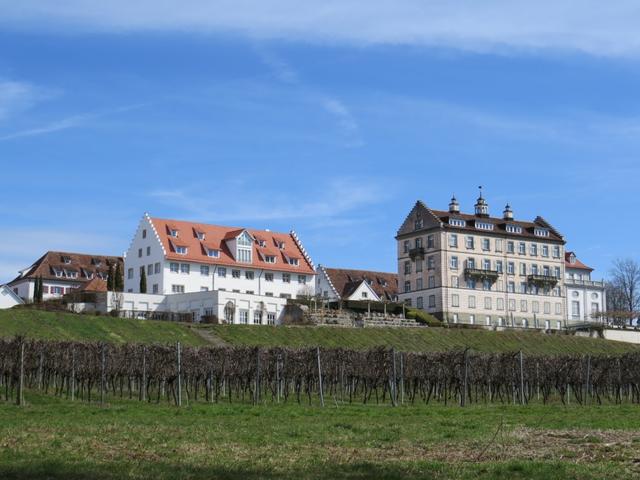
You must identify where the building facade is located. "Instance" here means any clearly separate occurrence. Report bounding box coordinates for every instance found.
[564,252,606,323]
[123,214,316,324]
[0,285,24,309]
[8,251,123,302]
[397,193,567,329]
[316,265,398,302]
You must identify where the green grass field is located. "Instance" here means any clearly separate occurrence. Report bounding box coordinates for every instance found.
[1,393,639,479]
[1,308,638,355]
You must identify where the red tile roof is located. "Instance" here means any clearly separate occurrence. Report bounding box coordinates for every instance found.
[565,252,593,271]
[78,277,108,292]
[321,267,398,301]
[150,217,315,275]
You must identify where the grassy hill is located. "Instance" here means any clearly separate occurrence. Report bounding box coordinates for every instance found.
[0,308,206,346]
[0,308,637,355]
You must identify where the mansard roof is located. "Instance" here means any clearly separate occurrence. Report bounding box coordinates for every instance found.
[149,217,315,275]
[397,200,565,243]
[321,266,398,301]
[8,251,123,285]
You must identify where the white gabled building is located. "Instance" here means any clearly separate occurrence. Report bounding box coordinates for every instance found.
[316,265,398,302]
[122,214,317,324]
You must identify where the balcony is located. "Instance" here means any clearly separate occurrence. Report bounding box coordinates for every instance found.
[565,278,606,288]
[464,268,500,282]
[409,247,425,260]
[527,274,559,288]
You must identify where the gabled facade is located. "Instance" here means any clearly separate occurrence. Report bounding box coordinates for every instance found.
[0,285,24,309]
[564,251,606,322]
[8,251,123,302]
[122,214,317,324]
[397,193,567,329]
[316,265,398,302]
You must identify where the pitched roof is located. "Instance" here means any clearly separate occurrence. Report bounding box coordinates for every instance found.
[397,200,564,243]
[565,252,593,271]
[77,277,108,292]
[321,267,398,301]
[8,251,123,286]
[149,217,315,275]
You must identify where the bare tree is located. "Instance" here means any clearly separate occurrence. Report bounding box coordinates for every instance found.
[609,258,640,325]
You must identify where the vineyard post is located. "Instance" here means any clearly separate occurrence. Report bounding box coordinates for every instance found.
[176,341,182,407]
[17,340,25,406]
[141,346,147,402]
[71,347,76,402]
[585,355,591,406]
[399,352,405,405]
[461,348,469,407]
[37,351,44,391]
[254,348,261,405]
[276,354,280,403]
[519,350,525,406]
[317,347,324,407]
[100,343,106,406]
[390,348,397,407]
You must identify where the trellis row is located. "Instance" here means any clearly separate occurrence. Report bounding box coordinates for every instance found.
[0,337,638,407]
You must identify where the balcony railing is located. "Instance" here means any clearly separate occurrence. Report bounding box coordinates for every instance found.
[409,247,425,260]
[565,278,606,288]
[465,268,500,282]
[527,274,559,287]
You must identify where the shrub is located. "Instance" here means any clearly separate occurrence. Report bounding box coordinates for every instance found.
[406,308,442,327]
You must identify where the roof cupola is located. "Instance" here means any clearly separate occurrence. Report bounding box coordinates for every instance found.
[474,186,489,217]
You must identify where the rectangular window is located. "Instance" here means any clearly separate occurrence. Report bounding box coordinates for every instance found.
[451,276,459,288]
[509,299,516,311]
[427,235,435,249]
[416,278,423,290]
[428,276,435,288]
[152,284,158,294]
[428,295,436,308]
[246,271,255,280]
[207,249,220,258]
[466,236,474,249]
[496,261,503,273]
[154,262,161,274]
[404,261,411,274]
[450,256,459,270]
[146,246,151,256]
[482,238,490,251]
[518,242,526,255]
[171,284,185,293]
[51,286,64,295]
[507,262,515,275]
[138,248,142,258]
[508,281,515,293]
[484,297,492,310]
[427,256,435,269]
[507,241,515,254]
[520,282,527,294]
[218,267,227,277]
[282,273,291,283]
[497,298,504,310]
[483,259,491,270]
[298,275,307,284]
[544,302,551,314]
[180,264,190,274]
[449,234,458,248]
[520,263,527,275]
[452,294,460,307]
[542,245,549,257]
[495,239,503,252]
[520,300,528,312]
[232,269,241,278]
[267,312,276,325]
[415,237,422,248]
[553,246,561,258]
[571,301,580,317]
[265,273,274,282]
[532,301,540,313]
[483,279,491,291]
[253,311,262,325]
[554,267,561,278]
[416,296,423,309]
[142,229,147,239]
[239,310,249,324]
[416,260,423,272]
[530,244,538,256]
[466,278,476,289]
[170,262,179,273]
[176,246,187,255]
[237,248,251,263]
[531,264,539,275]
[147,264,153,275]
[404,281,411,293]
[264,255,276,263]
[555,303,562,315]
[467,257,475,269]
[127,268,134,279]
[468,296,476,308]
[403,240,410,253]
[200,265,210,276]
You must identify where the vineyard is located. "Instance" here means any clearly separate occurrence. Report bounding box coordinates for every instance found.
[2,337,640,408]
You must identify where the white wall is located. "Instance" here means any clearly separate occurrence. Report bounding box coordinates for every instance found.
[0,286,23,309]
[9,278,83,302]
[345,281,379,301]
[316,268,339,301]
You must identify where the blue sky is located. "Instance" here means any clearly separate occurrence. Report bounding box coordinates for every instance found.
[1,1,640,283]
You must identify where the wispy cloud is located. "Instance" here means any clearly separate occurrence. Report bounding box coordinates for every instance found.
[149,178,389,225]
[0,103,148,141]
[321,97,362,147]
[0,79,54,121]
[2,1,640,57]
[254,46,299,84]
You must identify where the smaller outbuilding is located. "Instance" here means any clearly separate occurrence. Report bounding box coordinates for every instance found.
[316,265,398,302]
[0,284,24,310]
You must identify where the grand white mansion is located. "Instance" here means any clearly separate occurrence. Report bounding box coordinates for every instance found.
[397,193,569,329]
[120,214,316,324]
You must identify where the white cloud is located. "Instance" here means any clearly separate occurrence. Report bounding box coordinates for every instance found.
[0,79,51,121]
[149,178,388,224]
[2,1,640,56]
[322,97,362,147]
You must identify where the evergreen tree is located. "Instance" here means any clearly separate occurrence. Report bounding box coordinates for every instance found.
[115,262,124,292]
[38,275,44,302]
[139,268,147,294]
[107,264,115,291]
[33,276,40,303]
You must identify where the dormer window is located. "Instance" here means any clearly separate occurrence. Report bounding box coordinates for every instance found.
[196,231,205,241]
[277,241,285,250]
[476,222,494,231]
[534,228,550,237]
[506,224,522,234]
[61,255,71,264]
[206,248,220,258]
[569,253,576,264]
[175,246,188,255]
[91,258,102,266]
[449,218,466,227]
[288,258,299,266]
[236,231,253,263]
[169,229,179,237]
[52,267,63,278]
[82,269,94,279]
[65,270,78,279]
[265,255,276,264]
[257,239,267,247]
